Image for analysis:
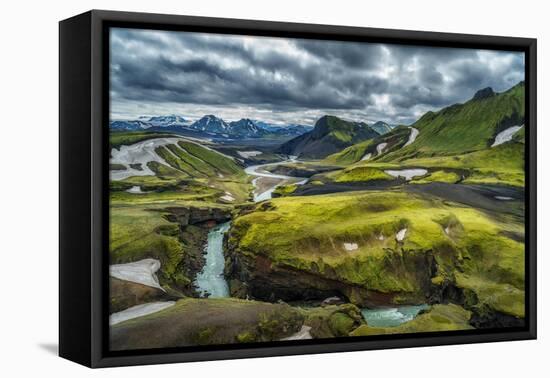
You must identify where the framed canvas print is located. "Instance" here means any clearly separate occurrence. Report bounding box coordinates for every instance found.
[59,10,537,368]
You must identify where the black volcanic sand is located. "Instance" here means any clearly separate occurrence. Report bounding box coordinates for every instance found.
[293,181,523,218]
[293,179,404,196]
[406,182,524,217]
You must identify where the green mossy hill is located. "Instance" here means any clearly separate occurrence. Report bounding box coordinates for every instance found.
[226,190,524,318]
[380,82,525,160]
[110,139,251,203]
[331,166,392,183]
[110,131,174,149]
[350,304,473,336]
[324,126,411,166]
[110,205,193,295]
[153,141,245,180]
[300,303,365,338]
[110,180,221,205]
[110,298,304,350]
[177,141,244,177]
[278,115,379,159]
[373,141,524,188]
[272,184,298,198]
[411,170,461,184]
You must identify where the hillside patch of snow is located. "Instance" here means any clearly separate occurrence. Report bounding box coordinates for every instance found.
[396,228,408,242]
[385,168,428,181]
[343,242,359,251]
[110,258,164,291]
[126,186,144,194]
[110,137,183,181]
[404,127,419,147]
[237,151,263,158]
[221,192,235,202]
[376,143,388,155]
[492,125,523,147]
[110,302,175,325]
[361,153,372,161]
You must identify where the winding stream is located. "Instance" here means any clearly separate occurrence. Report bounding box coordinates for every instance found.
[361,304,429,327]
[195,159,308,296]
[245,158,308,202]
[195,221,231,298]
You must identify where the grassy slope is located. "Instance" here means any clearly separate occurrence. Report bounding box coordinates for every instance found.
[110,298,304,350]
[331,166,392,183]
[322,83,525,187]
[229,190,524,316]
[110,205,189,291]
[110,131,174,149]
[382,82,525,160]
[324,126,410,166]
[111,137,251,203]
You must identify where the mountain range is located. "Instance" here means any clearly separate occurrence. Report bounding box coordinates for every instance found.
[110,115,312,139]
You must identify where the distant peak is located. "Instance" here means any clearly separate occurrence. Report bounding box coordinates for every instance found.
[473,87,496,100]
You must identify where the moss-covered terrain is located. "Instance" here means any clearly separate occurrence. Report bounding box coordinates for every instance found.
[225,190,524,324]
[110,131,176,149]
[300,303,365,338]
[110,298,304,350]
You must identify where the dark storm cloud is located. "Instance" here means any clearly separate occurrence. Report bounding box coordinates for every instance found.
[110,28,524,124]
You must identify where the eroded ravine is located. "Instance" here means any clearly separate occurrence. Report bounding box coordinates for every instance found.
[195,221,231,298]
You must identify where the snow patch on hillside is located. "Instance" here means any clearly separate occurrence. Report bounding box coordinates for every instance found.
[385,168,427,181]
[361,153,372,161]
[404,127,419,147]
[376,142,388,155]
[110,258,164,291]
[237,151,263,158]
[343,242,358,251]
[110,302,175,325]
[396,228,407,242]
[110,137,183,181]
[492,125,523,147]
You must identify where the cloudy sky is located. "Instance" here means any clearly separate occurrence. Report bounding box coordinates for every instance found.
[110,28,524,126]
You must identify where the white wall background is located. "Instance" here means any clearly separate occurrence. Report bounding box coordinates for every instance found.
[0,0,546,376]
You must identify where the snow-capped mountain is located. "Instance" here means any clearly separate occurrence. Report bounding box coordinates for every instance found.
[228,118,264,138]
[253,121,312,136]
[147,115,189,127]
[109,114,313,140]
[189,115,230,134]
[369,121,393,135]
[110,120,151,131]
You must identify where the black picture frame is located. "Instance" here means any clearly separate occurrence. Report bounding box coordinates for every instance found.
[59,9,537,368]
